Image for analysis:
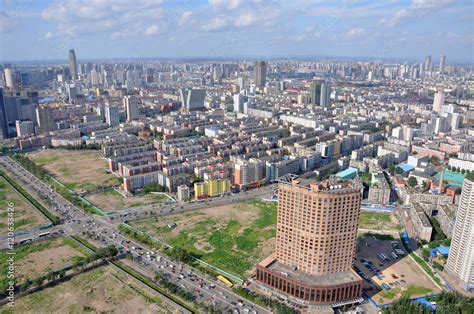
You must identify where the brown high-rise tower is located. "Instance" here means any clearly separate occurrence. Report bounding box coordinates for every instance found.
[256,179,363,305]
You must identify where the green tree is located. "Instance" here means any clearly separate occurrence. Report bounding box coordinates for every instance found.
[388,164,395,175]
[436,291,474,314]
[395,167,404,175]
[383,297,432,314]
[407,177,417,187]
[32,276,44,287]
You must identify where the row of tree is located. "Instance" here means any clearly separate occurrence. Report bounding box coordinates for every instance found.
[14,244,118,296]
[18,269,66,292]
[446,165,472,176]
[46,143,101,150]
[118,224,162,250]
[383,291,474,314]
[10,153,101,214]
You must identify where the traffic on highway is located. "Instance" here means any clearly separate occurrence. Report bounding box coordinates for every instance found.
[0,156,271,313]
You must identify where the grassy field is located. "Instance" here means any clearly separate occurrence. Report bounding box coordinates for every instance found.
[0,237,86,291]
[27,149,120,193]
[0,266,178,314]
[130,199,277,278]
[359,210,402,230]
[0,178,49,235]
[85,189,169,212]
[378,285,433,303]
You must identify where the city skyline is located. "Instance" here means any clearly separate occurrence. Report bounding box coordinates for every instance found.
[0,0,473,62]
[0,1,473,312]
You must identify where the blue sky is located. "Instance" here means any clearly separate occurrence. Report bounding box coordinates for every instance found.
[0,0,472,62]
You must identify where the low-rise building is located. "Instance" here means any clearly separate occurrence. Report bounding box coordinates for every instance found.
[410,202,433,242]
[367,171,390,205]
[437,204,457,239]
[177,185,190,202]
[194,179,231,199]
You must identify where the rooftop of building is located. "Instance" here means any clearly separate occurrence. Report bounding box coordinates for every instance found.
[280,177,361,194]
[399,164,415,172]
[259,257,362,287]
[336,167,358,178]
[434,170,465,187]
[411,202,432,228]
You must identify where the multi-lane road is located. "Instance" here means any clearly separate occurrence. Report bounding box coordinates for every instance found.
[0,156,271,313]
[107,184,275,222]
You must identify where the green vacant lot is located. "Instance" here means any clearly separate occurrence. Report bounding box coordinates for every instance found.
[0,178,49,235]
[359,210,402,230]
[0,266,175,314]
[378,285,433,303]
[131,199,278,278]
[28,149,120,193]
[0,237,86,293]
[85,189,169,212]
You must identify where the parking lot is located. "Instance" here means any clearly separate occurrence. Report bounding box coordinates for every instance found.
[355,235,441,304]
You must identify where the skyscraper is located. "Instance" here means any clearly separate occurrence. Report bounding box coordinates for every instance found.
[256,179,363,305]
[439,54,446,73]
[433,91,445,113]
[35,105,54,134]
[309,81,322,105]
[179,88,206,111]
[233,94,245,113]
[0,88,8,139]
[424,55,432,72]
[254,61,267,88]
[320,82,331,107]
[69,49,78,80]
[124,95,139,122]
[104,105,120,127]
[4,66,14,89]
[445,177,474,291]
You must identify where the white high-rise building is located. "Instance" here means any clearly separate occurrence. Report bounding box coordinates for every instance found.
[254,61,267,88]
[104,105,120,127]
[4,67,14,89]
[450,113,462,130]
[66,83,77,101]
[367,71,374,81]
[320,82,331,108]
[123,95,139,122]
[424,55,432,72]
[434,116,448,134]
[433,91,445,113]
[237,77,245,90]
[69,49,78,80]
[179,88,206,111]
[445,177,474,291]
[439,54,446,73]
[233,94,244,113]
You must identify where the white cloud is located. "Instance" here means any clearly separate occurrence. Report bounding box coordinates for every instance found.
[209,0,242,10]
[345,26,364,39]
[291,34,307,42]
[202,17,227,31]
[41,0,164,37]
[144,25,159,36]
[235,10,281,28]
[44,31,54,39]
[380,0,456,27]
[179,11,193,26]
[0,11,13,33]
[234,12,257,27]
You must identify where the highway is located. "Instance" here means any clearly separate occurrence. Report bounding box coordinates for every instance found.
[0,156,271,313]
[107,184,275,222]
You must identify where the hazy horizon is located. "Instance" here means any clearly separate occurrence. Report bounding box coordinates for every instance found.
[1,0,473,63]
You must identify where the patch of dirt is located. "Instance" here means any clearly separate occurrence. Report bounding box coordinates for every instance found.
[16,245,83,280]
